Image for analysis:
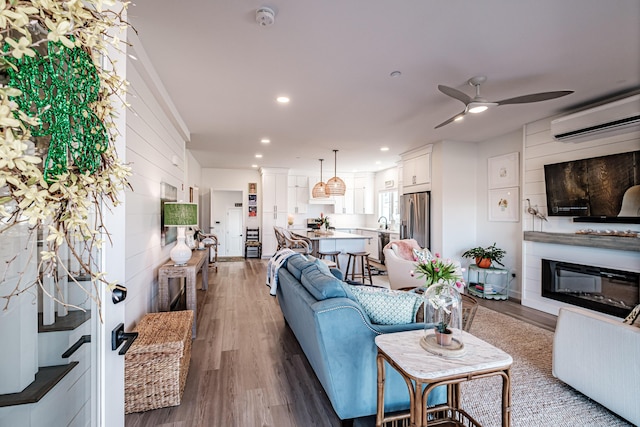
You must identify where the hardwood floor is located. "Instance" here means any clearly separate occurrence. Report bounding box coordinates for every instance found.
[125,259,557,427]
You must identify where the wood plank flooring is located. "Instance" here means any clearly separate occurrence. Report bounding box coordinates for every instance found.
[125,259,557,427]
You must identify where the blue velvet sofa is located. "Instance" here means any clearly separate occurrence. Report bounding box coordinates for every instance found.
[275,254,446,423]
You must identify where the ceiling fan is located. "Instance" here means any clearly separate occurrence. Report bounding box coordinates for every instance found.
[435,76,573,129]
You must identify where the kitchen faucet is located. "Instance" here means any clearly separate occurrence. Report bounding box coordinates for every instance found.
[378,216,388,230]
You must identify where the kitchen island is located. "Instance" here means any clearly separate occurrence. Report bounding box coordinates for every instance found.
[292,230,371,275]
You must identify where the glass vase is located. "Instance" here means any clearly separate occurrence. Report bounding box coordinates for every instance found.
[423,283,463,349]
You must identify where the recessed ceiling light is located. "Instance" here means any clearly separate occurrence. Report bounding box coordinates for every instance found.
[380,147,389,152]
[375,161,381,165]
[261,138,270,143]
[276,96,290,103]
[255,154,263,158]
[251,164,258,168]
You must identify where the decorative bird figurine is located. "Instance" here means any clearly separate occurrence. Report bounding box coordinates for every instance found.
[526,199,548,221]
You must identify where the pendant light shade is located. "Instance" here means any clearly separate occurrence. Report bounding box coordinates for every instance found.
[312,159,329,198]
[325,149,346,196]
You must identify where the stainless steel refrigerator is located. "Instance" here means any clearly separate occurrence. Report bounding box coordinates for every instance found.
[399,191,430,249]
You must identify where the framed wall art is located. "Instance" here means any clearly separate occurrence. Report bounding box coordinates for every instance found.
[160,182,178,246]
[489,187,519,222]
[488,152,519,189]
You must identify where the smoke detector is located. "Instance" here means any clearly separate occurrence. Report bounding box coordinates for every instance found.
[256,7,275,27]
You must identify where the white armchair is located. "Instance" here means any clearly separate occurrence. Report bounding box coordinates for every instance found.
[383,239,424,290]
[383,239,463,290]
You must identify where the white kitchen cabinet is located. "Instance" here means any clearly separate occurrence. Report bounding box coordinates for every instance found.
[354,173,374,214]
[287,175,308,214]
[401,145,432,194]
[262,169,289,257]
[334,175,354,214]
[358,229,379,262]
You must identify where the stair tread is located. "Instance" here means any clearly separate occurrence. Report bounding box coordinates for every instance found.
[0,363,78,407]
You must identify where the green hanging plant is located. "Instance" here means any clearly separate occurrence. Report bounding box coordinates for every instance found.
[0,0,132,313]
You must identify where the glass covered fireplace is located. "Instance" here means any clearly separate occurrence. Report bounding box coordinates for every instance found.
[542,259,639,318]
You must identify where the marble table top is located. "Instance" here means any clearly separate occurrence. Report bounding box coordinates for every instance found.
[375,329,513,380]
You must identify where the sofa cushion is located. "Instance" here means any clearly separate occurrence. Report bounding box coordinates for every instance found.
[623,303,640,327]
[413,248,434,263]
[300,264,347,301]
[349,286,421,325]
[286,254,314,281]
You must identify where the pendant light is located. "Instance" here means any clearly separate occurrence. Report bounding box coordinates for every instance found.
[312,159,329,198]
[325,149,346,196]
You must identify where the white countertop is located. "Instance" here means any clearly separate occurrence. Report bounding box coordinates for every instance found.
[293,230,371,240]
[356,227,399,234]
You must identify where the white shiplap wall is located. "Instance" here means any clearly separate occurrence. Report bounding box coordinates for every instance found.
[522,117,640,315]
[123,42,194,328]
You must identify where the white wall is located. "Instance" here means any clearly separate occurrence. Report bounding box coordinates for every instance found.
[474,130,523,298]
[430,140,477,261]
[522,117,640,315]
[123,40,190,328]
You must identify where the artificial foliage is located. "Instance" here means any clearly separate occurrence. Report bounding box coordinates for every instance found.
[0,0,131,312]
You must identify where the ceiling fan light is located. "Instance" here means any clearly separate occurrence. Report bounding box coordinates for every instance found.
[454,115,464,122]
[468,105,489,114]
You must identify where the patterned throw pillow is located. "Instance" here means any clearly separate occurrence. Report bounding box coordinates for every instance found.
[413,248,434,263]
[623,304,640,327]
[349,286,421,325]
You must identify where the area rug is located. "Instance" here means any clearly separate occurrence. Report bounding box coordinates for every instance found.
[459,306,632,426]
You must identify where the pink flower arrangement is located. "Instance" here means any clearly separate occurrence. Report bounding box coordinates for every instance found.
[413,253,465,288]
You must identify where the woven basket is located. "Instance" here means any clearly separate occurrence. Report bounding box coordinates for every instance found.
[124,310,194,414]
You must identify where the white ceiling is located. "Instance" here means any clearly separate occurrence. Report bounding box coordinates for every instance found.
[129,0,640,173]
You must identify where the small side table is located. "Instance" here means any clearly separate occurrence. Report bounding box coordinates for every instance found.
[467,264,510,300]
[375,329,512,427]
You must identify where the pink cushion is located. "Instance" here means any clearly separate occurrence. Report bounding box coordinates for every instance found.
[387,239,421,261]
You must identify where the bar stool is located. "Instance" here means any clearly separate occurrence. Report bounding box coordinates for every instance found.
[318,250,341,270]
[345,251,373,285]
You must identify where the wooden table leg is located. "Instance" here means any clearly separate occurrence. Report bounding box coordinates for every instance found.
[502,368,511,427]
[158,275,169,311]
[186,269,197,338]
[376,353,385,427]
[201,250,209,291]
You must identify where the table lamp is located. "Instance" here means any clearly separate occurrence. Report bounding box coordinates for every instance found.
[164,202,198,265]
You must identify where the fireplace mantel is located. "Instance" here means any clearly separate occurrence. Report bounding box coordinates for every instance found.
[524,231,640,252]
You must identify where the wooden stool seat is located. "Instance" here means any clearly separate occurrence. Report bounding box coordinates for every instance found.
[345,251,373,285]
[318,250,341,269]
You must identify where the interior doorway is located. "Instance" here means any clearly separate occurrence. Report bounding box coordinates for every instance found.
[211,190,243,257]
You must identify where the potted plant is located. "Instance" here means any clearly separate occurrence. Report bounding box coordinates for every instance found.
[434,319,453,346]
[462,243,506,268]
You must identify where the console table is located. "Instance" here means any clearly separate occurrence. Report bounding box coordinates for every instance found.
[376,329,512,427]
[158,248,209,338]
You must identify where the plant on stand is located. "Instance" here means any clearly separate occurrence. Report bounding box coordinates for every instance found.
[414,254,465,346]
[462,243,506,268]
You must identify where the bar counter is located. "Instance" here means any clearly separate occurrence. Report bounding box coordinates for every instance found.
[292,230,371,274]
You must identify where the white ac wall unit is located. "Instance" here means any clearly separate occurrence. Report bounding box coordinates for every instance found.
[551,94,640,142]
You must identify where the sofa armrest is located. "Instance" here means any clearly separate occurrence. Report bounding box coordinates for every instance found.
[553,307,640,425]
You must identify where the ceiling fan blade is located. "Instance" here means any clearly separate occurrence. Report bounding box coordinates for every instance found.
[438,85,472,105]
[496,90,574,105]
[434,111,466,129]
